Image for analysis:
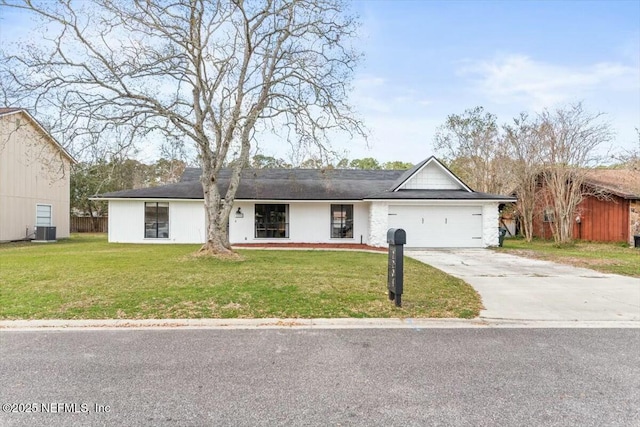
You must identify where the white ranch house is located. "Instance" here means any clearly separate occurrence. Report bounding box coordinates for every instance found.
[96,156,515,248]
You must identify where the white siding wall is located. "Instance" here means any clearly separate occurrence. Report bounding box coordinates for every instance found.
[107,199,501,247]
[401,162,461,190]
[108,200,142,242]
[108,200,205,244]
[170,201,206,243]
[229,201,370,244]
[228,201,255,243]
[109,200,370,245]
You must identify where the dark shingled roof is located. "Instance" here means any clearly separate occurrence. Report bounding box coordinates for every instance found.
[180,167,202,182]
[96,166,516,202]
[97,168,404,200]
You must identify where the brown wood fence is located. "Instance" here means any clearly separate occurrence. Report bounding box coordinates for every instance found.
[70,216,108,233]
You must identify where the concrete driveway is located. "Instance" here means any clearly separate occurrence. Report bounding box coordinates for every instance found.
[407,249,640,322]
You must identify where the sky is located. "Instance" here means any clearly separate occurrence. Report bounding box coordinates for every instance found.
[343,0,640,163]
[1,0,639,165]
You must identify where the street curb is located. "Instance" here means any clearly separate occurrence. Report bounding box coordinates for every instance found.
[1,318,638,330]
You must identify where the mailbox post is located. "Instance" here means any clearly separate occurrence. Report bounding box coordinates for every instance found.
[387,228,406,307]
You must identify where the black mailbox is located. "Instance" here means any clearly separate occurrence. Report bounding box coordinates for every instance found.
[387,228,406,245]
[387,228,406,307]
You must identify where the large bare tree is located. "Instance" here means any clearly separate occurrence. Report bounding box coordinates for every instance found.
[433,106,511,194]
[1,0,363,256]
[537,103,612,244]
[503,113,543,242]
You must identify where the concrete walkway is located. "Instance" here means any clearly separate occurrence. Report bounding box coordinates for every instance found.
[407,249,640,322]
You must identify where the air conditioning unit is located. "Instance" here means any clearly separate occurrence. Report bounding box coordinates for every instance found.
[34,226,57,242]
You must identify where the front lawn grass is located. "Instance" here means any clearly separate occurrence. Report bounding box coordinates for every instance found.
[498,238,640,277]
[0,234,481,319]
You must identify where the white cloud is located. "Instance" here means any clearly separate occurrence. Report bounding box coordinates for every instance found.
[353,75,386,89]
[338,115,443,163]
[351,75,392,113]
[351,74,435,115]
[344,74,448,161]
[461,54,640,110]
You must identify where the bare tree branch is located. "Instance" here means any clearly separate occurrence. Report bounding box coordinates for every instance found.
[537,102,613,244]
[1,0,365,255]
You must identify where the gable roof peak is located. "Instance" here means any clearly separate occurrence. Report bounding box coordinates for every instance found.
[390,156,473,192]
[0,108,76,164]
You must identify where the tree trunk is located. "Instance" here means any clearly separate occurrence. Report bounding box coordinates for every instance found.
[197,168,240,259]
[521,209,534,242]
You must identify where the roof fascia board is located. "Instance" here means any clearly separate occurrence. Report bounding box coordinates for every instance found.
[90,197,205,202]
[234,199,367,203]
[92,197,369,203]
[0,108,24,117]
[583,182,638,200]
[364,198,516,203]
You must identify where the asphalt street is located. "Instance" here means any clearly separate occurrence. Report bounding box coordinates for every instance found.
[1,328,639,427]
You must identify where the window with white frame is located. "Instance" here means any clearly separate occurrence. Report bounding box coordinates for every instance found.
[331,204,353,238]
[543,207,555,223]
[255,204,289,238]
[36,204,52,227]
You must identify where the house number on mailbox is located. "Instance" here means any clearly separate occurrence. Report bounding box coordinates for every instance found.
[387,228,406,307]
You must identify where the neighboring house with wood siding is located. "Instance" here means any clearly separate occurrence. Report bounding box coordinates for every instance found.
[532,169,640,244]
[0,108,75,242]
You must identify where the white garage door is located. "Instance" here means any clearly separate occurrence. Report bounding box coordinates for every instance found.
[388,205,483,248]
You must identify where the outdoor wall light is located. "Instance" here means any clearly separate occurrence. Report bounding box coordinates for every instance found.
[235,207,244,218]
